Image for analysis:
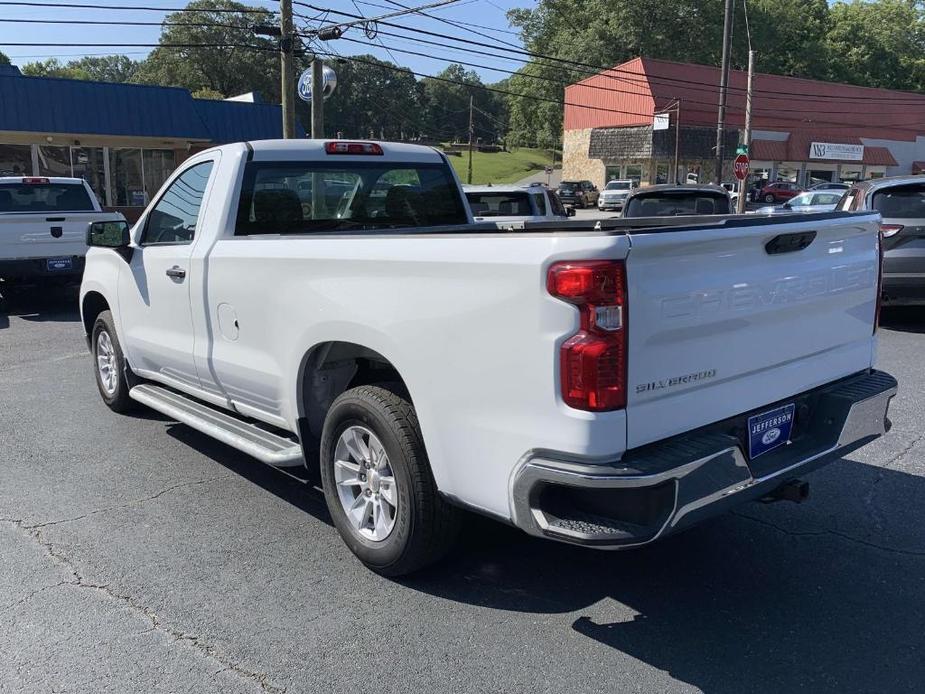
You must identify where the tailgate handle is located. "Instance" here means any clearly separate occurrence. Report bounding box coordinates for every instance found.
[765,231,816,255]
[46,217,65,222]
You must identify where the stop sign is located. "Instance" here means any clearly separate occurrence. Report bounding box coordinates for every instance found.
[734,153,750,180]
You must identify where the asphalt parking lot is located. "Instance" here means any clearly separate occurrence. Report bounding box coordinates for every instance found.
[1,289,923,694]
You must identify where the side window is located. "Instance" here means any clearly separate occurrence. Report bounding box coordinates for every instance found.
[532,192,547,216]
[548,192,567,217]
[142,160,214,245]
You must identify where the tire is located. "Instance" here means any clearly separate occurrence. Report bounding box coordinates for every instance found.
[320,383,461,576]
[764,193,775,203]
[91,310,135,413]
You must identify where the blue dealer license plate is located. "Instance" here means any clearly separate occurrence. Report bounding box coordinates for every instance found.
[46,257,73,272]
[747,404,795,459]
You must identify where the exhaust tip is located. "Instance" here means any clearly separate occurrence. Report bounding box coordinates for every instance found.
[760,479,810,504]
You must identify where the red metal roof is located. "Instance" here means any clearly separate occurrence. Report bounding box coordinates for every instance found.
[750,139,788,162]
[565,57,925,142]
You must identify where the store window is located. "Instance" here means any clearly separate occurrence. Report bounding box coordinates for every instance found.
[625,164,643,187]
[806,169,835,186]
[71,147,106,203]
[37,146,72,178]
[840,165,863,183]
[777,165,800,183]
[0,144,32,176]
[109,148,145,206]
[655,162,669,184]
[143,149,177,200]
[604,165,621,182]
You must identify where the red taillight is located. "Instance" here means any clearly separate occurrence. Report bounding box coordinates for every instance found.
[548,260,627,411]
[324,141,384,155]
[879,223,903,238]
[22,177,50,184]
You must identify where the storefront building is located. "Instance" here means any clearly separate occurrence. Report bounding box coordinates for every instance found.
[0,65,290,219]
[563,57,925,188]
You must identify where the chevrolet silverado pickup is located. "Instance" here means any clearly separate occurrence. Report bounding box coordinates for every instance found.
[79,139,896,576]
[0,176,123,287]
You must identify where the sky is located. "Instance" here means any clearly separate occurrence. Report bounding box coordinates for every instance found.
[0,0,535,82]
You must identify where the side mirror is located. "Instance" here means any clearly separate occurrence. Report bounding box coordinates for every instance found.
[567,207,576,217]
[87,219,130,248]
[782,202,792,210]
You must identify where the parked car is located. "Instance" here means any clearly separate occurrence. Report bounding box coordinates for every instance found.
[556,179,599,208]
[621,184,732,217]
[756,190,843,215]
[808,182,850,192]
[720,182,740,208]
[80,139,895,576]
[839,175,925,305]
[597,180,634,211]
[465,183,573,223]
[0,176,123,288]
[758,181,803,203]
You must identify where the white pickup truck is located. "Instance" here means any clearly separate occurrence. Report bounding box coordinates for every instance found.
[80,139,896,576]
[0,176,123,287]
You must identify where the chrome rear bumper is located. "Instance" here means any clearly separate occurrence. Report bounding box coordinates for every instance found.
[511,370,897,548]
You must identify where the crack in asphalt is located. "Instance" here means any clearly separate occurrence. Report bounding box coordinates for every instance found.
[731,511,925,557]
[0,478,288,694]
[0,579,73,614]
[863,430,925,530]
[23,475,233,530]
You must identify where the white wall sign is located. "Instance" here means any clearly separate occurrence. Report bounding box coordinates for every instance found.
[809,142,864,161]
[653,113,670,131]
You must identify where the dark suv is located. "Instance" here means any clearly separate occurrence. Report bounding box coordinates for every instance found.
[621,184,732,217]
[557,180,599,208]
[839,175,925,305]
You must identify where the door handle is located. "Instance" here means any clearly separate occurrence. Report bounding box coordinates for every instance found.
[165,266,187,279]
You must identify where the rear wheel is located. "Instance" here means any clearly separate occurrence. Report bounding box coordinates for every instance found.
[91,310,135,413]
[320,384,461,576]
[764,193,775,203]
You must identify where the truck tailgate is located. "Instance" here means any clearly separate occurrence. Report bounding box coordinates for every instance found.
[624,213,880,448]
[0,212,108,260]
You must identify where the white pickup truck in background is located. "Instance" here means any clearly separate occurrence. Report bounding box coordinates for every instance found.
[80,139,896,576]
[0,176,123,288]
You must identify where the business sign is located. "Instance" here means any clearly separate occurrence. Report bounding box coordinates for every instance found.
[652,112,670,131]
[809,142,864,161]
[298,65,338,102]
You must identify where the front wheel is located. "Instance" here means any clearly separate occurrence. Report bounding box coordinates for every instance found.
[320,384,461,576]
[92,310,135,413]
[764,193,775,203]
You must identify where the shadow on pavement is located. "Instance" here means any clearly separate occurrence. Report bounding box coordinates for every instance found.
[0,284,81,326]
[399,458,925,693]
[880,306,925,334]
[165,423,332,527]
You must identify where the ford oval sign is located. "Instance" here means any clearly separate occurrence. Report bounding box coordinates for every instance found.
[298,65,337,102]
[761,428,781,446]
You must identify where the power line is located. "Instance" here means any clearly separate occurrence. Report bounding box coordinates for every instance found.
[0,0,270,12]
[332,34,925,131]
[355,0,520,36]
[298,2,925,105]
[0,17,266,29]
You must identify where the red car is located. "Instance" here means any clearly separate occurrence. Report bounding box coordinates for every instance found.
[758,181,803,203]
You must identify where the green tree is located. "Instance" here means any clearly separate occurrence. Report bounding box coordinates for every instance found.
[21,55,139,82]
[0,51,11,66]
[825,0,925,91]
[309,55,425,140]
[133,0,279,100]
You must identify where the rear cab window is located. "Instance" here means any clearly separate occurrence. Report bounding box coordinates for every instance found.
[625,191,731,217]
[465,191,534,217]
[236,161,467,234]
[872,184,925,218]
[0,181,94,212]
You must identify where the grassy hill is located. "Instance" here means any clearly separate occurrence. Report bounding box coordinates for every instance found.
[446,147,555,185]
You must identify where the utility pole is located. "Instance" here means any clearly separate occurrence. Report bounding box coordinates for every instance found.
[279,0,295,138]
[737,49,755,214]
[713,0,734,184]
[467,94,474,184]
[673,99,681,184]
[311,59,324,138]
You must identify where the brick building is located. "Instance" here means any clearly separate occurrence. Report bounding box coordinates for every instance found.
[563,57,925,189]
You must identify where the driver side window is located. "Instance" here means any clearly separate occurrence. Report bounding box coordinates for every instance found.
[142,160,214,245]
